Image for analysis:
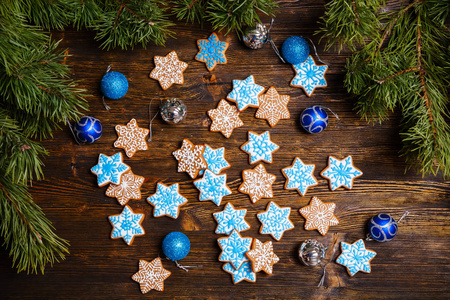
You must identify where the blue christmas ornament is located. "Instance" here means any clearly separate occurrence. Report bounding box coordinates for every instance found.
[300,106,328,134]
[73,116,102,143]
[281,36,310,65]
[368,214,398,242]
[100,71,128,99]
[162,231,190,261]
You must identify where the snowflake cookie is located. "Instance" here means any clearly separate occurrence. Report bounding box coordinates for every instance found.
[218,229,252,270]
[202,144,230,175]
[257,201,294,241]
[222,261,256,284]
[196,32,229,71]
[105,170,145,206]
[246,239,279,275]
[336,239,377,276]
[227,75,265,111]
[193,169,232,206]
[239,163,276,204]
[207,99,244,138]
[108,205,145,245]
[299,196,339,236]
[172,139,207,179]
[114,118,149,158]
[241,131,279,164]
[132,257,171,293]
[149,50,188,90]
[282,157,318,196]
[320,155,363,190]
[255,86,290,127]
[213,202,250,235]
[147,182,188,219]
[290,55,328,97]
[91,152,130,187]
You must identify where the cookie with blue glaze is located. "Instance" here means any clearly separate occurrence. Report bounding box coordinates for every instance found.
[218,229,252,270]
[257,201,294,241]
[195,32,229,71]
[108,205,145,245]
[240,131,279,164]
[91,152,130,187]
[227,75,265,111]
[222,261,256,284]
[282,157,318,196]
[290,55,328,97]
[147,182,188,219]
[336,239,377,276]
[193,169,232,206]
[201,144,230,175]
[320,155,363,191]
[213,202,250,235]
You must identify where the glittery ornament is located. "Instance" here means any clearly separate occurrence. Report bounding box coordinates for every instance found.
[281,36,310,65]
[73,116,102,143]
[243,23,268,49]
[300,106,328,134]
[162,231,190,261]
[160,98,187,124]
[100,71,128,100]
[299,239,326,267]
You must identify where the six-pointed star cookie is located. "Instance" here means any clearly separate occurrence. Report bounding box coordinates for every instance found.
[202,144,230,175]
[321,155,363,190]
[282,157,318,196]
[91,152,130,187]
[299,196,339,236]
[246,238,279,275]
[193,169,232,206]
[239,163,276,204]
[131,257,171,293]
[336,239,377,276]
[149,50,188,90]
[257,201,294,241]
[147,182,188,219]
[114,118,149,158]
[108,205,145,245]
[241,131,279,164]
[208,99,244,138]
[222,261,256,284]
[213,202,250,235]
[227,75,265,111]
[255,86,290,127]
[196,32,229,71]
[218,229,252,270]
[173,139,207,179]
[105,170,145,206]
[290,55,328,97]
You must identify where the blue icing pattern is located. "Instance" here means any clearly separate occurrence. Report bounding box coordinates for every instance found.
[147,183,187,219]
[218,230,252,270]
[91,152,130,186]
[213,203,250,235]
[321,156,363,190]
[291,55,328,97]
[202,145,230,175]
[196,33,228,71]
[223,261,256,284]
[336,239,377,276]
[241,131,279,164]
[193,169,231,206]
[108,205,145,245]
[227,75,265,111]
[257,201,294,241]
[282,157,318,196]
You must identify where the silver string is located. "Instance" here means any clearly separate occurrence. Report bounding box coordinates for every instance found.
[305,37,328,66]
[318,265,327,287]
[365,233,374,241]
[148,98,161,142]
[174,260,203,272]
[318,234,339,287]
[266,18,286,63]
[65,116,80,145]
[397,211,410,223]
[317,105,341,127]
[102,65,112,110]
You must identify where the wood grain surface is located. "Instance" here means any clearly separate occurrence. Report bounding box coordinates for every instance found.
[1,1,449,299]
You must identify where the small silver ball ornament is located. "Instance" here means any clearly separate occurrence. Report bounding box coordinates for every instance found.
[299,239,326,267]
[243,23,268,49]
[160,98,187,124]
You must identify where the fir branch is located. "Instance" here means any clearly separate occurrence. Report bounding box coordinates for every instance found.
[171,0,207,25]
[21,0,72,30]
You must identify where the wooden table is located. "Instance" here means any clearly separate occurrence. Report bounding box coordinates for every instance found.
[1,2,449,299]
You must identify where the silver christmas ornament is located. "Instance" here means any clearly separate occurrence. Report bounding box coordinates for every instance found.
[299,239,326,267]
[243,23,268,49]
[160,98,187,124]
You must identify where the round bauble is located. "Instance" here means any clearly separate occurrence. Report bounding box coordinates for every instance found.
[300,105,328,134]
[160,98,187,124]
[100,71,128,99]
[368,213,398,242]
[242,23,268,49]
[73,116,102,144]
[299,239,326,267]
[162,231,190,261]
[281,36,310,65]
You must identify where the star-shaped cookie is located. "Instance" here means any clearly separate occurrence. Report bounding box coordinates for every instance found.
[114,118,149,158]
[227,75,265,111]
[299,196,339,236]
[172,139,207,179]
[241,131,279,164]
[218,229,252,270]
[336,239,377,276]
[257,201,294,241]
[91,152,130,187]
[149,50,188,90]
[255,86,290,127]
[193,169,232,206]
[213,202,250,235]
[222,261,256,284]
[290,55,328,97]
[147,182,188,219]
[202,144,230,175]
[195,32,229,71]
[131,257,171,293]
[239,163,276,204]
[108,205,145,245]
[105,170,145,206]
[321,155,363,190]
[207,99,244,138]
[246,238,279,275]
[282,157,318,196]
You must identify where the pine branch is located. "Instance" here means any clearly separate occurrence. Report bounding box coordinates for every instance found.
[171,0,207,25]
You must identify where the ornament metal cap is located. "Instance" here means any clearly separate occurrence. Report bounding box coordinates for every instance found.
[299,239,326,267]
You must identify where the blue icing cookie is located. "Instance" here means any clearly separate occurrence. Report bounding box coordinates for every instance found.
[227,75,265,111]
[196,32,229,71]
[241,131,279,164]
[336,239,377,276]
[147,183,187,219]
[282,157,318,196]
[290,55,328,97]
[91,152,130,187]
[218,229,252,270]
[213,202,250,235]
[223,261,256,284]
[257,201,294,241]
[321,155,363,190]
[108,205,145,245]
[193,169,232,206]
[201,144,230,175]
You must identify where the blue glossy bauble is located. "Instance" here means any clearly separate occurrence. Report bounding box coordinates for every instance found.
[73,116,102,143]
[368,213,398,242]
[281,36,310,65]
[100,71,128,99]
[300,106,328,134]
[162,231,190,261]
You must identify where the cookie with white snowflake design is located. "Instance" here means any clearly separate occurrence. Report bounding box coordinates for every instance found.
[149,50,188,90]
[207,99,244,138]
[320,155,363,191]
[114,118,149,158]
[105,170,145,206]
[255,86,290,127]
[246,238,279,275]
[299,196,339,236]
[172,139,207,179]
[239,164,276,204]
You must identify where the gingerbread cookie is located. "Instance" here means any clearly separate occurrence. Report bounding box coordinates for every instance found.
[299,196,339,236]
[222,261,256,284]
[193,169,232,206]
[320,155,363,190]
[114,118,149,158]
[255,86,290,127]
[147,182,188,219]
[132,257,171,293]
[218,229,252,270]
[240,131,279,164]
[207,99,244,138]
[149,50,188,90]
[108,205,145,245]
[282,157,318,196]
[105,170,145,206]
[202,144,230,175]
[238,164,276,204]
[213,202,250,235]
[290,55,328,97]
[257,201,294,241]
[195,32,229,71]
[246,238,279,275]
[91,152,130,187]
[336,239,377,276]
[227,75,264,111]
[172,139,207,179]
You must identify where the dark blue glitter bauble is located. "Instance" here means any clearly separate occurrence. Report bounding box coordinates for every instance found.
[368,214,398,242]
[300,106,328,134]
[162,232,190,261]
[100,71,128,99]
[281,36,310,65]
[73,116,102,143]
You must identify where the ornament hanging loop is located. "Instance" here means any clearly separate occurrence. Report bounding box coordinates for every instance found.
[305,37,328,66]
[318,105,341,126]
[102,65,113,110]
[65,116,81,145]
[174,260,203,272]
[397,211,409,223]
[267,18,286,63]
[148,98,162,142]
